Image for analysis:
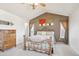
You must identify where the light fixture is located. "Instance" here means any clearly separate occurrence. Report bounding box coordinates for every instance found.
[47,23,49,26]
[43,23,45,26]
[39,24,41,26]
[39,22,54,27]
[51,23,54,26]
[34,3,38,5]
[24,23,28,28]
[32,3,46,9]
[21,3,46,9]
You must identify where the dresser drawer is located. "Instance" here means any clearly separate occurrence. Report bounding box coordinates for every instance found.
[0,41,3,44]
[4,44,14,49]
[0,44,3,49]
[0,30,16,50]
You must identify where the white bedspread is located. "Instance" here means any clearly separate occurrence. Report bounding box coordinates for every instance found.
[28,35,51,42]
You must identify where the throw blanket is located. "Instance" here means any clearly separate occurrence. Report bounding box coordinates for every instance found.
[28,35,51,42]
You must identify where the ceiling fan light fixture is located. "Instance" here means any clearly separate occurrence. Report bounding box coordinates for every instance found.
[34,3,38,5]
[32,3,46,9]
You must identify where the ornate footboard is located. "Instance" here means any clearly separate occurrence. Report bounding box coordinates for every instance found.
[23,35,52,55]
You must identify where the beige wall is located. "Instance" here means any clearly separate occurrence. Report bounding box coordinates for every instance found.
[69,8,79,54]
[29,12,69,43]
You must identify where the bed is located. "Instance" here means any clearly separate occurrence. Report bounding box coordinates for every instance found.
[24,31,54,55]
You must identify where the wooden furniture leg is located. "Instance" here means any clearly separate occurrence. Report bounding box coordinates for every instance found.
[48,39,52,55]
[28,41,30,50]
[24,35,26,50]
[52,48,53,53]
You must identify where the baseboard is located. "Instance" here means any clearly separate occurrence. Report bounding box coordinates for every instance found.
[70,45,79,55]
[16,42,23,46]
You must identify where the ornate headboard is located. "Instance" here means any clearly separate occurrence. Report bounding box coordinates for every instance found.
[37,30,55,43]
[37,31,54,36]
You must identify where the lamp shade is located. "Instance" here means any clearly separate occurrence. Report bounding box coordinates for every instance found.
[51,23,54,26]
[24,23,28,28]
[43,23,45,26]
[47,23,49,26]
[39,24,41,26]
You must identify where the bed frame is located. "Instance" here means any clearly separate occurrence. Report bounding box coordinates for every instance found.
[24,31,54,55]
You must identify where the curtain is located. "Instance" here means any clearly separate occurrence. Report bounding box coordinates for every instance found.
[60,22,65,38]
[31,24,34,36]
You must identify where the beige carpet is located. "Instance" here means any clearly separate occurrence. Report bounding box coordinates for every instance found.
[0,43,78,56]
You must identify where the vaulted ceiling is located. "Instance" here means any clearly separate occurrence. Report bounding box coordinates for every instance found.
[0,3,78,20]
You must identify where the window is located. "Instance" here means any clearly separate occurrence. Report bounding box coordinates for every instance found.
[60,22,65,38]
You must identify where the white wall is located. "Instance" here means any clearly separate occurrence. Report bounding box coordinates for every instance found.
[0,9,27,45]
[69,8,79,54]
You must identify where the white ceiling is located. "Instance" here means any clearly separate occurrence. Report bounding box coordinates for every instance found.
[0,3,78,20]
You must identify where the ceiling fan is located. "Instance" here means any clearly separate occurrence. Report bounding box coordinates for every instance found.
[32,3,46,9]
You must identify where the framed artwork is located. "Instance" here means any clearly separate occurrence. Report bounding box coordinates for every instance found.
[0,20,13,26]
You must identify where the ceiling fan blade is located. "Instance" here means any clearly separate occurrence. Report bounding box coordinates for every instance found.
[32,3,35,9]
[40,3,46,7]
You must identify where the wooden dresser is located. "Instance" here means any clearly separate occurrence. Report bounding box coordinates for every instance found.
[0,29,16,51]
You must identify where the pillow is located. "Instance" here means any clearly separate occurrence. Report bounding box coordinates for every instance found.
[42,31,46,35]
[37,31,42,35]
